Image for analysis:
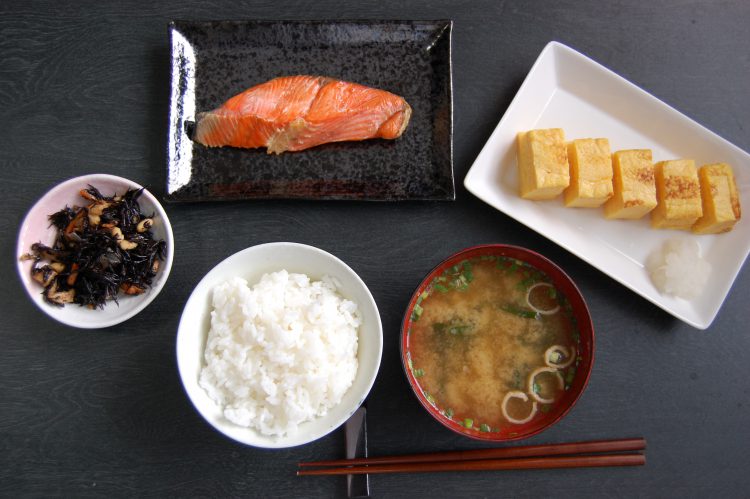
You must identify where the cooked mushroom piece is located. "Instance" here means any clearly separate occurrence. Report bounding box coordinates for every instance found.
[87,211,99,226]
[49,262,65,273]
[110,227,124,241]
[136,218,153,233]
[30,243,68,262]
[31,265,58,287]
[45,282,75,306]
[87,201,111,226]
[119,239,138,251]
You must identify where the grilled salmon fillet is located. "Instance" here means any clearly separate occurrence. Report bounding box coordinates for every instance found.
[193,75,412,154]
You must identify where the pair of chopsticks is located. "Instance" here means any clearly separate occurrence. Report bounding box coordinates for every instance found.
[297,437,645,476]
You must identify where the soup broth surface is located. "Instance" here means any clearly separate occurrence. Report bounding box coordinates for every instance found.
[408,256,579,432]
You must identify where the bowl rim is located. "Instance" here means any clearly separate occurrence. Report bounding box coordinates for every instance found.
[175,241,383,448]
[15,173,175,329]
[400,243,595,442]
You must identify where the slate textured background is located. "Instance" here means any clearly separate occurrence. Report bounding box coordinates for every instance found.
[1,1,749,497]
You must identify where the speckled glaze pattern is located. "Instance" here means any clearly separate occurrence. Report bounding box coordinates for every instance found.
[166,20,453,202]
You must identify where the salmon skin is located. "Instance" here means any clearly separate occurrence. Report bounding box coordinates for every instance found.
[193,75,412,154]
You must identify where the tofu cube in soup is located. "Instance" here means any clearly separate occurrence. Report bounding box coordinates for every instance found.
[692,163,742,234]
[603,149,657,219]
[516,128,570,200]
[563,138,613,207]
[651,159,703,230]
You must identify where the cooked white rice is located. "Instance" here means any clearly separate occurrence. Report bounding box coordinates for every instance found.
[199,270,360,436]
[646,239,711,300]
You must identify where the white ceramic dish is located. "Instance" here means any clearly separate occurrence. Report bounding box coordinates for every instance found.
[16,174,174,329]
[176,242,383,448]
[464,41,750,330]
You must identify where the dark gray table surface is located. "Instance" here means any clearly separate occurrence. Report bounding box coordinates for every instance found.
[2,1,749,497]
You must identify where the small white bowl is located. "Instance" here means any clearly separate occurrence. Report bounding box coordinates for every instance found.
[16,174,174,329]
[176,242,383,448]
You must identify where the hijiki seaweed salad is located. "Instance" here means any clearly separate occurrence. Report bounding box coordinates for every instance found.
[21,185,166,308]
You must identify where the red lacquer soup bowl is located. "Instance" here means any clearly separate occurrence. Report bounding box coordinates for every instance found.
[400,244,595,442]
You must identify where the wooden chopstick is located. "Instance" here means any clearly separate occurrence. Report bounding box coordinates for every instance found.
[297,453,645,476]
[298,437,646,468]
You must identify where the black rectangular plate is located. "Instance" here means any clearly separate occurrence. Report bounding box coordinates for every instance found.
[166,20,453,202]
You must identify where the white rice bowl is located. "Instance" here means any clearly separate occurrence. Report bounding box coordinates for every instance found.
[199,271,360,436]
[176,242,382,449]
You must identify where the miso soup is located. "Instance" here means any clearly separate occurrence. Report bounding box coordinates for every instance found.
[407,255,580,433]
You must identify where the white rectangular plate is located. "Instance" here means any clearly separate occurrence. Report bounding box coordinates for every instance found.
[464,41,750,329]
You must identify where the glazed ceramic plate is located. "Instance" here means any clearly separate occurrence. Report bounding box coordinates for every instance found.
[166,20,453,201]
[464,42,750,330]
